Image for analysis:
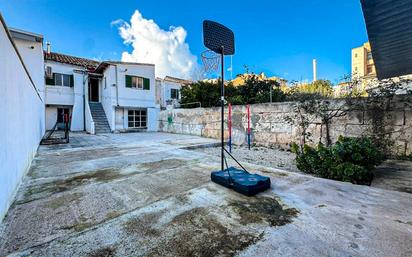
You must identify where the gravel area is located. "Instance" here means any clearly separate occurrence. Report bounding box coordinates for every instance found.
[196,145,412,195]
[195,145,299,173]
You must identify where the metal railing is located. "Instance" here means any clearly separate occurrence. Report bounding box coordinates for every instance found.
[40,114,70,145]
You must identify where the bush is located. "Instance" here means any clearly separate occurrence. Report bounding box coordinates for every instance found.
[291,136,383,185]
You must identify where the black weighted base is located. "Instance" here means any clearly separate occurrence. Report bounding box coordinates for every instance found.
[211,167,271,196]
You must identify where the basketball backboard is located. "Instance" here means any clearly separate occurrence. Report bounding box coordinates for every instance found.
[203,20,235,55]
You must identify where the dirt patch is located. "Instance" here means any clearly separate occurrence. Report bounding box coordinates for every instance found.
[122,212,163,237]
[394,219,412,226]
[371,160,412,194]
[397,187,412,194]
[229,196,299,226]
[147,207,263,257]
[60,221,94,232]
[87,246,117,257]
[43,192,84,210]
[106,210,123,220]
[18,168,136,205]
[139,158,188,171]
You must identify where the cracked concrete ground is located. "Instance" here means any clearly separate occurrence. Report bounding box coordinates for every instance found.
[0,132,411,257]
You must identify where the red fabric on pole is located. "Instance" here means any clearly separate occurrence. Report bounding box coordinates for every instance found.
[247,105,251,133]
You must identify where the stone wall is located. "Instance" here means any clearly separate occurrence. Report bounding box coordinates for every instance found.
[159,96,412,156]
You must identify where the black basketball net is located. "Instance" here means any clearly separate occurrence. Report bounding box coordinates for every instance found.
[201,50,220,72]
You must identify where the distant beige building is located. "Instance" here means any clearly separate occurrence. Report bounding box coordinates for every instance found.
[231,72,288,87]
[335,41,412,97]
[352,42,376,80]
[334,42,378,96]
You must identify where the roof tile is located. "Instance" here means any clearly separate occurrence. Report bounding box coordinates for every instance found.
[44,51,99,70]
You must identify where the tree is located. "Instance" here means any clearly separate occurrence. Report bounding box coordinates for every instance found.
[286,79,353,146]
[289,79,334,97]
[180,73,287,107]
[180,80,221,108]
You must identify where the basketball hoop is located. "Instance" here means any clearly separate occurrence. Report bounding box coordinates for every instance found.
[201,49,220,72]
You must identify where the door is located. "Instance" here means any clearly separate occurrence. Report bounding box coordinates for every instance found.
[57,108,70,130]
[89,78,99,102]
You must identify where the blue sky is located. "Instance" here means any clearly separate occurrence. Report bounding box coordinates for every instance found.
[0,0,368,84]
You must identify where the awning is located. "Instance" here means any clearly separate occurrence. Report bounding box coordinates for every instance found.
[361,0,412,79]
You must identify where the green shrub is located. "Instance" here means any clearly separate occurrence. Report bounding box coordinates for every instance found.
[291,136,383,185]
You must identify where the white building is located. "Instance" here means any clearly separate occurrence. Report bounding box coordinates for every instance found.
[155,76,191,109]
[43,51,160,133]
[1,19,45,220]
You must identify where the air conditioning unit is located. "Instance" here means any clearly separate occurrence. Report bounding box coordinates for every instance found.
[45,66,53,78]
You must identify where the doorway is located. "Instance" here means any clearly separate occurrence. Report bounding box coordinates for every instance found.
[89,78,99,102]
[57,107,70,130]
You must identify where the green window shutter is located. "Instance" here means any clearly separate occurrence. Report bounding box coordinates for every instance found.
[70,75,74,87]
[143,78,150,90]
[125,75,132,88]
[45,73,55,85]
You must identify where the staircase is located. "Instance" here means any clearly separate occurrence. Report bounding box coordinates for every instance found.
[89,102,111,134]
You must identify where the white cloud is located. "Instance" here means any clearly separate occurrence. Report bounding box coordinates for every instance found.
[113,10,199,80]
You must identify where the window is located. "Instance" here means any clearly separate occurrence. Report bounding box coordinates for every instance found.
[132,76,144,89]
[46,73,73,87]
[367,65,374,74]
[354,53,358,58]
[128,109,147,128]
[171,88,179,99]
[125,75,150,90]
[367,52,373,60]
[55,73,72,87]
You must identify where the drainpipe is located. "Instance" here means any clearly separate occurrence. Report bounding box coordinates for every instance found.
[114,64,119,106]
[82,71,87,131]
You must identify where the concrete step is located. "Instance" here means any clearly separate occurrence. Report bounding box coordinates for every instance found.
[89,102,111,134]
[96,129,110,132]
[94,122,110,125]
[95,129,111,133]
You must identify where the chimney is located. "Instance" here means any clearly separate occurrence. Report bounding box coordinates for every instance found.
[46,42,51,54]
[313,59,317,82]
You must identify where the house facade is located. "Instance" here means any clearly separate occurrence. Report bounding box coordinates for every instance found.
[155,76,191,109]
[43,51,159,133]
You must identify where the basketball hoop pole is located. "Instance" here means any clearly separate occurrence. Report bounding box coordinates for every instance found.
[204,20,271,196]
[220,46,225,173]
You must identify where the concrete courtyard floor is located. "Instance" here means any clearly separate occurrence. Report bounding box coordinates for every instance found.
[0,132,411,257]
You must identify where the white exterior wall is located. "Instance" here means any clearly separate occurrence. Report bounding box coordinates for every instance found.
[0,22,45,221]
[45,106,58,130]
[12,38,45,102]
[45,62,76,105]
[71,72,85,131]
[44,61,85,131]
[147,107,160,131]
[117,64,157,108]
[101,66,116,131]
[102,63,159,132]
[162,80,181,107]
